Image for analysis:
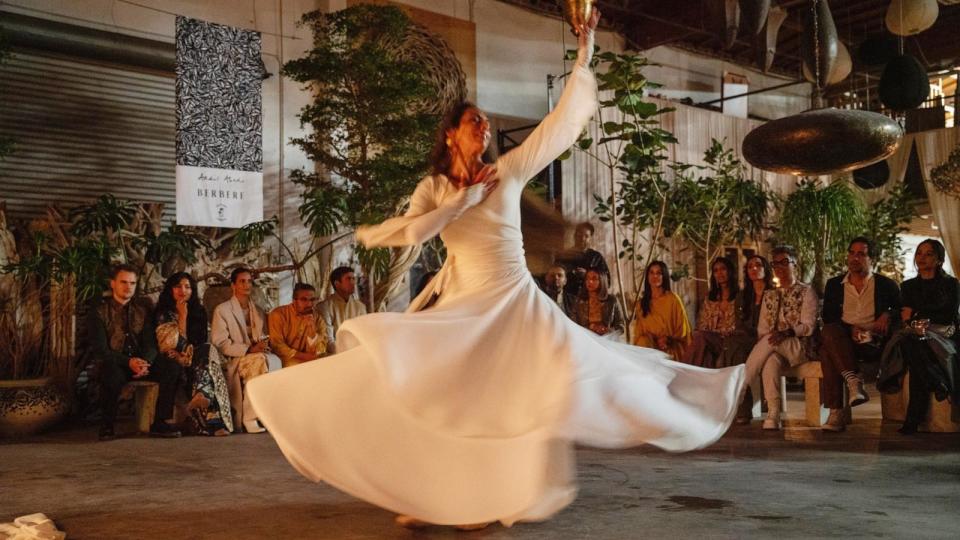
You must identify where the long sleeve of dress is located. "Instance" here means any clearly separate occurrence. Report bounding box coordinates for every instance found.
[497,38,597,185]
[356,178,486,248]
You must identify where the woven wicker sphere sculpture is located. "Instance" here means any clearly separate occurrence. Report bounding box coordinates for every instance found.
[381,22,467,116]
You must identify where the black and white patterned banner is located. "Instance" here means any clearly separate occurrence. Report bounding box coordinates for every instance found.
[175,16,263,228]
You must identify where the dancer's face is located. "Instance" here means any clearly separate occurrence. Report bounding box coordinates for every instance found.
[712,262,729,287]
[647,265,664,290]
[746,257,766,283]
[172,278,192,304]
[447,107,490,159]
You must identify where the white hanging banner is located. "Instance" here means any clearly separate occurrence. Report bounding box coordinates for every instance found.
[175,165,263,227]
[175,16,264,228]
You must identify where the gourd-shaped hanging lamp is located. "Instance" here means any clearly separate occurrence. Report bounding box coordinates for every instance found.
[802,41,852,86]
[800,0,839,91]
[879,54,931,110]
[758,5,788,72]
[707,0,741,50]
[886,0,939,36]
[739,0,771,35]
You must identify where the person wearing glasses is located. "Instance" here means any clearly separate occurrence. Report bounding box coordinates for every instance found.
[744,246,818,430]
[819,237,900,432]
[877,239,960,434]
[268,283,328,367]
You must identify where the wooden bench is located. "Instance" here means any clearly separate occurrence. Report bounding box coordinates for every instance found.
[745,360,852,427]
[121,381,159,433]
[881,371,960,432]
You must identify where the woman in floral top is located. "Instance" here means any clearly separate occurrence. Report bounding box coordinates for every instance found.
[744,246,818,430]
[683,257,743,368]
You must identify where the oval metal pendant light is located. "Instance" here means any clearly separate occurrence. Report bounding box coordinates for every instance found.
[742,109,903,176]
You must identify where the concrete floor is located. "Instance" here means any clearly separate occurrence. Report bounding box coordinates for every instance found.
[2,390,959,540]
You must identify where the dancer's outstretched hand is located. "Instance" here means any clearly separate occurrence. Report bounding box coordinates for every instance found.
[577,8,601,46]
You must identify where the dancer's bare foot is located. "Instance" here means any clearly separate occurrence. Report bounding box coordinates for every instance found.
[454,522,493,531]
[394,515,429,529]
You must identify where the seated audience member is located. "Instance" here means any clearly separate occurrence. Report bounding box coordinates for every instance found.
[155,272,233,436]
[632,260,691,360]
[556,221,610,296]
[733,255,775,424]
[211,267,278,433]
[269,283,328,367]
[819,237,900,432]
[683,256,751,368]
[90,264,181,441]
[744,246,818,430]
[572,267,625,340]
[318,266,368,354]
[540,264,576,316]
[877,239,960,435]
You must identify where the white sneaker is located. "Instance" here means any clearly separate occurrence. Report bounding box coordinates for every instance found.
[822,409,846,432]
[243,419,266,434]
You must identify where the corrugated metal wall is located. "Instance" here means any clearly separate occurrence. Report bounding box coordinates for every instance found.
[0,50,175,221]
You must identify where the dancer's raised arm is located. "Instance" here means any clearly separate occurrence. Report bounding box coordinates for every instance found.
[498,9,600,185]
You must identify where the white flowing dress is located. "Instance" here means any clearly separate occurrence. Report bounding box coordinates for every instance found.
[247,45,746,526]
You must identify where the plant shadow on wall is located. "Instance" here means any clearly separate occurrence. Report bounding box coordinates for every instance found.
[277,4,450,312]
[562,48,774,341]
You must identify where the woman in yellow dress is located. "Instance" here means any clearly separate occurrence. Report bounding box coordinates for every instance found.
[632,260,691,360]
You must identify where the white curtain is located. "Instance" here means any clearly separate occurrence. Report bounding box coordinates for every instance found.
[915,127,960,273]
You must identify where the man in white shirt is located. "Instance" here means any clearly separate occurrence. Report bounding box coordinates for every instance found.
[317,266,368,354]
[819,237,901,431]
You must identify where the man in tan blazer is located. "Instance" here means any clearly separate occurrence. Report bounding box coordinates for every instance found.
[211,267,280,433]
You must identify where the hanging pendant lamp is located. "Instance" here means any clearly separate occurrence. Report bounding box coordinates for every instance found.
[886,0,939,36]
[742,109,903,176]
[879,54,930,110]
[739,0,771,35]
[800,0,839,91]
[802,41,852,86]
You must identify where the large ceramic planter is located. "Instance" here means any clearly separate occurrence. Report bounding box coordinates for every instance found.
[0,377,69,437]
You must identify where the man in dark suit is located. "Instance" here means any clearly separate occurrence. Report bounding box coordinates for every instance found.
[90,264,182,441]
[820,236,901,432]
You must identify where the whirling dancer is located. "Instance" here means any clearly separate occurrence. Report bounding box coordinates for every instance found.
[248,9,745,529]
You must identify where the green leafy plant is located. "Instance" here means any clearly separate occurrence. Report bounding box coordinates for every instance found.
[671,139,774,280]
[861,184,915,280]
[564,48,680,339]
[283,4,438,309]
[930,143,960,198]
[774,178,866,293]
